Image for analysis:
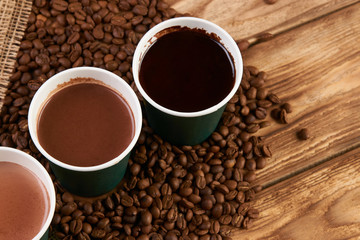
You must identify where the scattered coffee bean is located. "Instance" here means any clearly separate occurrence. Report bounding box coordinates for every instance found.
[280,102,292,113]
[257,32,274,42]
[297,128,310,140]
[268,93,281,104]
[279,108,288,124]
[237,39,250,52]
[264,0,278,4]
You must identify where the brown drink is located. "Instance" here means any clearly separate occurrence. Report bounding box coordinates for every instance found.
[37,78,135,167]
[0,162,50,240]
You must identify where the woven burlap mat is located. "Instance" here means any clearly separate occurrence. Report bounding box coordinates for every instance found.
[0,0,32,110]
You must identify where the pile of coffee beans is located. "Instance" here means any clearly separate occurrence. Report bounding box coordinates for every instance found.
[0,0,291,239]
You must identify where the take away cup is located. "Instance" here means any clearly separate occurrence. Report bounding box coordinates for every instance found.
[133,17,242,146]
[0,147,56,240]
[28,67,142,197]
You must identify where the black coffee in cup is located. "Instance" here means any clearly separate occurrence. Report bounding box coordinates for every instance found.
[139,27,235,112]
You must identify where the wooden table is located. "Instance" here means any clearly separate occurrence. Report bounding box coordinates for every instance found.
[167,0,360,239]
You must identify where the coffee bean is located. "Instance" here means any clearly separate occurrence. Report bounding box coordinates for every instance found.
[67,32,80,44]
[246,123,260,133]
[257,99,272,108]
[250,77,264,88]
[91,228,106,238]
[259,121,270,128]
[211,203,223,219]
[256,87,268,100]
[82,222,92,234]
[281,102,292,113]
[247,208,260,219]
[62,192,74,203]
[268,93,281,104]
[141,210,152,226]
[271,108,281,120]
[133,5,148,16]
[61,202,77,216]
[246,159,256,171]
[264,0,277,4]
[137,178,150,190]
[69,219,82,235]
[195,175,206,189]
[180,198,194,209]
[279,109,288,124]
[163,195,174,209]
[245,87,257,99]
[201,197,213,211]
[297,128,310,140]
[167,208,178,223]
[244,171,256,183]
[255,107,267,119]
[261,145,272,157]
[219,215,232,225]
[140,195,153,208]
[97,218,110,229]
[257,32,274,43]
[256,157,267,169]
[237,39,250,52]
[121,195,134,207]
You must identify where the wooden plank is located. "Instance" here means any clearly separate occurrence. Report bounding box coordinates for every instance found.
[167,0,359,41]
[232,147,360,240]
[240,3,360,186]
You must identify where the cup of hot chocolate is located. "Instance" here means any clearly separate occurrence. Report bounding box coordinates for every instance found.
[0,147,56,240]
[133,17,242,146]
[28,67,142,197]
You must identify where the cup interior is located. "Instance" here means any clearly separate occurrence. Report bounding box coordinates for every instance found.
[0,147,55,240]
[133,17,243,118]
[28,67,142,172]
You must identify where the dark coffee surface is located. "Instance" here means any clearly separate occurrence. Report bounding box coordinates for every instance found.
[0,162,49,240]
[38,81,134,167]
[139,28,235,112]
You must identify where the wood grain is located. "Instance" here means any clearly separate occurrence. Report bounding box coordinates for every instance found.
[168,0,359,41]
[242,3,360,186]
[231,147,360,240]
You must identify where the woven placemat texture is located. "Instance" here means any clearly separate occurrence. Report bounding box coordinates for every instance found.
[0,0,32,110]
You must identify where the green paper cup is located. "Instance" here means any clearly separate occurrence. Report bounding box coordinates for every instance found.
[28,67,142,197]
[133,17,242,146]
[0,147,56,240]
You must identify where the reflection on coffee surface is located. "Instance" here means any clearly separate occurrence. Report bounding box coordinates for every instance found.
[37,79,134,167]
[0,162,49,240]
[139,27,235,112]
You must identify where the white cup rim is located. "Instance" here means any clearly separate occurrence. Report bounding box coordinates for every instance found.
[133,17,242,118]
[28,67,142,172]
[0,146,56,240]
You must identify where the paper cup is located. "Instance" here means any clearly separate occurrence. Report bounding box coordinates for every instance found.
[133,17,242,146]
[0,147,56,240]
[28,67,142,197]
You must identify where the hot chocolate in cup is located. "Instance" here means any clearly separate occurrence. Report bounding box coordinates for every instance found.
[0,147,56,240]
[28,67,142,197]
